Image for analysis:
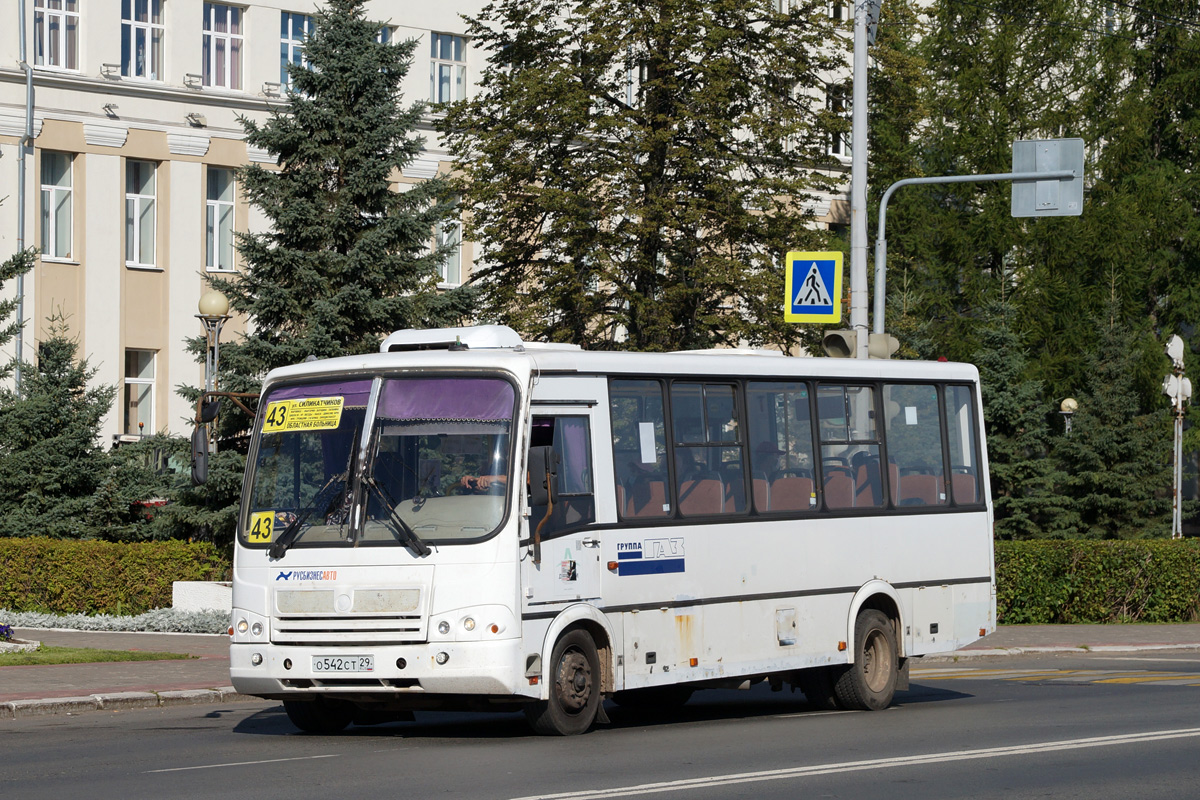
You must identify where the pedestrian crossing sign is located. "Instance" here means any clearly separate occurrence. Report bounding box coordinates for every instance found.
[785,251,843,323]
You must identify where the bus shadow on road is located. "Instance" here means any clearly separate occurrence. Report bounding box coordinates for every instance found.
[231,683,973,739]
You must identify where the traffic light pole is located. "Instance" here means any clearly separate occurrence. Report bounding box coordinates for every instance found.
[871,170,1076,336]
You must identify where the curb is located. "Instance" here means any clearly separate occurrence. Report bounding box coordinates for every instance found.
[0,687,255,721]
[926,643,1200,661]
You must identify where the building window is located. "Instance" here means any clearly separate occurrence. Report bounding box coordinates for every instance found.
[280,12,312,86]
[830,2,844,20]
[34,0,79,70]
[122,0,163,79]
[125,160,157,268]
[434,207,461,285]
[202,2,243,90]
[40,152,73,260]
[376,25,393,44]
[827,83,849,157]
[430,33,466,104]
[124,349,155,436]
[206,168,235,271]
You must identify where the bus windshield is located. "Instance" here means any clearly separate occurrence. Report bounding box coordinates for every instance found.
[243,375,517,552]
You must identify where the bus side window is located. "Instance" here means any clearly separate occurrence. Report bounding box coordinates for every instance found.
[818,384,883,510]
[610,380,670,518]
[530,415,596,535]
[944,385,981,505]
[746,381,816,513]
[884,384,947,507]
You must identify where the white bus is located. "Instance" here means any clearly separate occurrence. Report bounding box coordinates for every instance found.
[229,325,995,735]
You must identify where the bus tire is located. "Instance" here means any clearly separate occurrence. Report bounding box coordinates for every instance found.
[283,698,355,734]
[611,685,694,710]
[525,628,601,736]
[833,609,898,711]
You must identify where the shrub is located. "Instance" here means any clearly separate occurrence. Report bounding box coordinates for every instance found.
[0,538,230,615]
[996,540,1200,624]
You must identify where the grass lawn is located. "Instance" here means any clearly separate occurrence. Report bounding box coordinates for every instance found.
[0,646,193,667]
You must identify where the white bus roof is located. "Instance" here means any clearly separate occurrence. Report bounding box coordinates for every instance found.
[264,325,978,387]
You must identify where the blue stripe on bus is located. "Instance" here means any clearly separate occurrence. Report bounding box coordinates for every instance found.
[618,558,685,576]
[617,551,643,560]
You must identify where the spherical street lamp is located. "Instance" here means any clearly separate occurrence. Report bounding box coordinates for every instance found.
[197,291,230,394]
[1059,397,1077,436]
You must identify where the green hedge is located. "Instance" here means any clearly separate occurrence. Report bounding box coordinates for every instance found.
[4,537,1198,623]
[996,540,1200,624]
[0,538,230,615]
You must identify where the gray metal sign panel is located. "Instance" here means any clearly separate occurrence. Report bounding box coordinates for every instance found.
[1011,138,1085,217]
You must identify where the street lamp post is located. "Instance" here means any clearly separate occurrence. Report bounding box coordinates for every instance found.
[197,291,231,448]
[1059,397,1077,436]
[1163,336,1193,540]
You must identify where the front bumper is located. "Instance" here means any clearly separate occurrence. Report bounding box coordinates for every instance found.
[230,637,530,699]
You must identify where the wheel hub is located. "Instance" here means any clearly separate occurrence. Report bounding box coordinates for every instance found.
[556,648,592,712]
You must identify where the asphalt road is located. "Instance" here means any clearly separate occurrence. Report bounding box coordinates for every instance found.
[4,650,1200,800]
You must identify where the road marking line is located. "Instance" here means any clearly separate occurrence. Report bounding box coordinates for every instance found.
[1093,675,1200,684]
[506,728,1200,800]
[144,754,340,773]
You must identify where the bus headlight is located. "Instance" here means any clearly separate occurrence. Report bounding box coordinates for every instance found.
[251,622,263,637]
[438,620,451,635]
[463,617,476,632]
[237,619,249,634]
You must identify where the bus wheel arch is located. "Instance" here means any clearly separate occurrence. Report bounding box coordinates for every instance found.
[846,581,904,658]
[526,607,614,735]
[538,604,616,695]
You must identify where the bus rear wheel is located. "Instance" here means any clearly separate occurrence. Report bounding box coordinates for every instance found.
[833,609,899,711]
[525,629,602,736]
[283,697,355,734]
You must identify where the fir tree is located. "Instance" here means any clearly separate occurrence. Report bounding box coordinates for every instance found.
[973,302,1075,538]
[441,0,846,352]
[1052,312,1172,538]
[207,0,475,408]
[0,316,116,538]
[0,247,36,379]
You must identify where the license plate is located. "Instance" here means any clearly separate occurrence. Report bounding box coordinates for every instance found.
[312,655,374,673]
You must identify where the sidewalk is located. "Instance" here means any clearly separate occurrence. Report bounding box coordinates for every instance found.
[1,628,247,720]
[4,624,1200,720]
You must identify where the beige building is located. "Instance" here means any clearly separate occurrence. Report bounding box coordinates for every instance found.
[1,0,849,444]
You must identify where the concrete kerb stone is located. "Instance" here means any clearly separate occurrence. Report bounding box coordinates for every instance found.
[2,687,255,720]
[94,691,161,711]
[3,696,101,719]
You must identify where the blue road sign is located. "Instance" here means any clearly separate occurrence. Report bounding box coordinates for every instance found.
[785,251,842,323]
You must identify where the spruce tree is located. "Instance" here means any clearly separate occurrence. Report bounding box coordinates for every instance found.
[208,0,475,404]
[1052,312,1172,538]
[0,317,116,538]
[441,0,846,352]
[973,301,1075,538]
[0,247,35,379]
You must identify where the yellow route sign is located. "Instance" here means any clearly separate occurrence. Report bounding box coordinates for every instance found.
[262,396,345,433]
[247,511,275,543]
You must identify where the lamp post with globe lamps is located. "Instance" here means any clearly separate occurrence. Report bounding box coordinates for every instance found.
[196,291,230,453]
[197,291,230,395]
[1059,397,1077,436]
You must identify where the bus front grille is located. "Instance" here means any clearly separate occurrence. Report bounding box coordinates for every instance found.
[271,614,427,645]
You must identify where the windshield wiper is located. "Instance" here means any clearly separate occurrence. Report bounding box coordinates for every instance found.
[267,473,349,559]
[365,476,431,557]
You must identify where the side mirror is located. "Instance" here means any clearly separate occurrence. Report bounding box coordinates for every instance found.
[528,446,559,507]
[199,396,221,423]
[191,425,210,485]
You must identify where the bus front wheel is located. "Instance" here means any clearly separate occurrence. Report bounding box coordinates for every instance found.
[833,609,899,711]
[525,628,602,735]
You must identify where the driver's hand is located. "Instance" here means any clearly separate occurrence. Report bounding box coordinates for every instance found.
[475,476,492,490]
[459,475,478,490]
